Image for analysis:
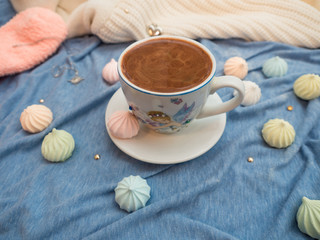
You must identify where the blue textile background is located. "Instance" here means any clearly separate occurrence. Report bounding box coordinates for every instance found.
[1,1,320,239]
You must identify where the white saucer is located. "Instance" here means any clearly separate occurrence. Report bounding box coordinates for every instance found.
[105,89,226,164]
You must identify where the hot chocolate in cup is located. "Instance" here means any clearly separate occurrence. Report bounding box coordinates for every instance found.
[118,36,245,134]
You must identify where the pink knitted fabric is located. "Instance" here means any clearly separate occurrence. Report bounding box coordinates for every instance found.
[0,7,67,77]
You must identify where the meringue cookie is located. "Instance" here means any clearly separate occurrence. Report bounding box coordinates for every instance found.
[20,104,53,133]
[262,119,295,148]
[296,197,320,239]
[102,58,120,84]
[262,56,288,78]
[41,128,75,162]
[293,74,320,100]
[107,111,140,139]
[224,57,248,79]
[233,81,261,106]
[115,175,151,212]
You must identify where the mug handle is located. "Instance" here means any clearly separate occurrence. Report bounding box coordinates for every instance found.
[196,76,245,119]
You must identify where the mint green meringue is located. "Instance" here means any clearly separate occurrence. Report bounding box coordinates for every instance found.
[115,175,150,212]
[296,197,320,239]
[41,128,75,162]
[262,56,288,78]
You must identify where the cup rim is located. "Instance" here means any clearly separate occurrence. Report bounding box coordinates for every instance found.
[117,35,216,96]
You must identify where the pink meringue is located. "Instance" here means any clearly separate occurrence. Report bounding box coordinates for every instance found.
[20,104,53,133]
[102,58,120,84]
[224,57,248,79]
[107,111,140,139]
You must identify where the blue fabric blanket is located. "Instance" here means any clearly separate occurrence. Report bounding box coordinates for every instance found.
[1,1,320,239]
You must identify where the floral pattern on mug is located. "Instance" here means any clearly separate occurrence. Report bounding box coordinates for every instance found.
[172,102,195,123]
[128,101,196,133]
[170,98,183,105]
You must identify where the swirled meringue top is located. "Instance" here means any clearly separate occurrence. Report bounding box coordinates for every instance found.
[293,74,320,100]
[41,128,75,162]
[224,56,248,79]
[262,119,295,148]
[262,56,288,78]
[20,104,53,133]
[234,80,261,106]
[115,175,151,212]
[296,197,320,239]
[107,111,140,139]
[102,58,120,84]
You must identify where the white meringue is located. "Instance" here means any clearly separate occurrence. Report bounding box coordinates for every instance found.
[293,74,320,100]
[20,104,53,133]
[115,175,151,212]
[102,58,120,84]
[262,119,295,148]
[233,81,261,106]
[224,57,248,79]
[107,111,140,139]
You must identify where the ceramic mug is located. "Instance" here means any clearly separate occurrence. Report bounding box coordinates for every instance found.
[118,36,245,134]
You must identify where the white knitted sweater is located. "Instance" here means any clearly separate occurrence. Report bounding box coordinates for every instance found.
[10,0,320,48]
